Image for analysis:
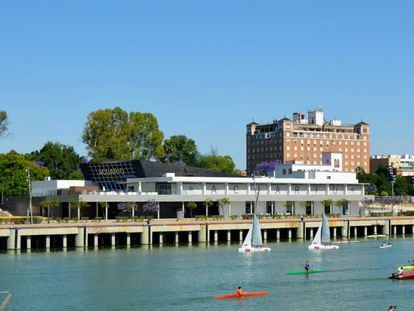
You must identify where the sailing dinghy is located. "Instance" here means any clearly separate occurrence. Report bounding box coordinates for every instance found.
[238,214,271,253]
[308,213,339,250]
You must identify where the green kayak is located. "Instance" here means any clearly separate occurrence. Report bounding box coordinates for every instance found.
[287,269,325,275]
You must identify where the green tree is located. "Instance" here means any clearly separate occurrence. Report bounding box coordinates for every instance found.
[82,107,164,161]
[161,135,199,166]
[70,199,89,220]
[335,199,349,215]
[128,112,164,160]
[39,197,60,218]
[204,198,214,216]
[321,199,333,214]
[27,141,83,180]
[198,153,239,174]
[185,201,197,218]
[0,151,49,197]
[219,198,231,216]
[0,110,9,138]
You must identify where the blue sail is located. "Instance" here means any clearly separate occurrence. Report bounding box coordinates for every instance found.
[321,213,331,244]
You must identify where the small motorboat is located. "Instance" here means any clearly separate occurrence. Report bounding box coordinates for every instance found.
[389,270,414,280]
[379,242,392,249]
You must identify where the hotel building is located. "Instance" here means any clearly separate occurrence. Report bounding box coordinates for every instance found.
[246,108,370,175]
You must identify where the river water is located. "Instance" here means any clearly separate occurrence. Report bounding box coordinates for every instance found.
[1,238,414,310]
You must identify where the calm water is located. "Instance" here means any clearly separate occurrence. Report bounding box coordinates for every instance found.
[1,238,414,310]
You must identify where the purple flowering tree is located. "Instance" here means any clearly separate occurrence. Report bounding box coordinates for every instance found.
[254,160,280,176]
[143,199,160,219]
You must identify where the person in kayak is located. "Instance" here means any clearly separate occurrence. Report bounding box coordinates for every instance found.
[236,287,244,296]
[304,260,310,272]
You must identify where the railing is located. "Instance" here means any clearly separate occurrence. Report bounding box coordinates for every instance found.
[0,291,12,311]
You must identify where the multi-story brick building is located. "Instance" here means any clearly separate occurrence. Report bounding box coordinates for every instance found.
[246,108,370,174]
[370,154,414,177]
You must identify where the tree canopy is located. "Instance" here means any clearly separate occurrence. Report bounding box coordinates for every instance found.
[161,135,199,166]
[82,107,164,162]
[27,141,84,180]
[198,154,239,174]
[0,151,49,197]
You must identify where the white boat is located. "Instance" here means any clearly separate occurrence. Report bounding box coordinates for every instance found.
[379,242,392,249]
[238,214,271,253]
[308,213,339,250]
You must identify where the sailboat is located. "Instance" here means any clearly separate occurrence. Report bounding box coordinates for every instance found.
[238,214,271,253]
[308,213,339,250]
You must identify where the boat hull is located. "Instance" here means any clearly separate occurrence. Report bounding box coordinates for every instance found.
[214,291,269,299]
[238,247,271,253]
[287,269,325,275]
[308,244,339,250]
[389,270,414,280]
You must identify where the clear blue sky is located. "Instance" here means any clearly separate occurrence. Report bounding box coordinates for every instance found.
[1,1,414,170]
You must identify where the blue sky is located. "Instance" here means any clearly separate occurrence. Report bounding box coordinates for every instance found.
[1,1,413,170]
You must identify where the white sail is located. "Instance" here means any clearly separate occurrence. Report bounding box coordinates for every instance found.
[308,213,339,250]
[252,214,263,247]
[241,224,253,248]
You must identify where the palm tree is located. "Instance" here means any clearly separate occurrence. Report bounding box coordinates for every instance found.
[335,199,349,216]
[219,198,231,217]
[71,199,88,220]
[204,198,213,217]
[185,202,197,218]
[321,199,333,215]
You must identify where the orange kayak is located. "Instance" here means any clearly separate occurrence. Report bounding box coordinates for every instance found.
[214,291,269,299]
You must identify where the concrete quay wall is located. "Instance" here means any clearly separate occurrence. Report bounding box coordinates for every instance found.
[1,217,414,251]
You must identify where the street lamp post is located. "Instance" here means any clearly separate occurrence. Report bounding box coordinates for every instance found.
[26,168,33,224]
[388,166,396,197]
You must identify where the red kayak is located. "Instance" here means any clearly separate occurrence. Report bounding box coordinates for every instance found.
[214,291,269,299]
[389,270,414,280]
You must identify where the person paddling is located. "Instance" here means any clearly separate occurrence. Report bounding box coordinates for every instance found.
[236,287,244,296]
[303,260,310,272]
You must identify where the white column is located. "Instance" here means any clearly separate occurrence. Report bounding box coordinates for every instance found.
[344,184,348,196]
[229,203,232,217]
[239,230,243,241]
[111,233,115,247]
[188,232,192,244]
[402,225,406,236]
[288,229,292,240]
[276,229,280,241]
[46,235,50,249]
[393,225,397,236]
[126,233,131,247]
[63,235,67,249]
[175,232,179,244]
[225,183,228,195]
[214,230,218,244]
[202,182,206,195]
[182,202,185,212]
[364,226,368,236]
[138,181,142,193]
[94,234,99,248]
[354,227,357,238]
[263,229,267,241]
[159,233,163,245]
[373,225,377,235]
[310,228,314,239]
[157,202,160,219]
[333,228,337,238]
[227,230,231,242]
[27,236,31,250]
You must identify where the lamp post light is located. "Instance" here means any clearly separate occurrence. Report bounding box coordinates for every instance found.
[388,166,396,197]
[26,168,33,224]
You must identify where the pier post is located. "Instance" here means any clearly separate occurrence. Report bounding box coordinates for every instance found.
[384,220,390,236]
[402,225,406,237]
[63,235,67,249]
[239,230,243,241]
[364,226,367,237]
[333,228,337,239]
[94,234,99,248]
[111,233,115,247]
[310,228,314,239]
[141,224,152,245]
[214,230,218,244]
[75,227,85,249]
[263,229,267,242]
[354,227,357,238]
[159,233,163,245]
[126,233,131,248]
[297,222,304,240]
[175,232,179,244]
[198,225,207,243]
[188,232,192,244]
[27,236,31,250]
[373,225,377,235]
[288,229,292,240]
[393,225,397,236]
[341,221,348,238]
[276,229,280,241]
[227,230,231,243]
[45,235,50,250]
